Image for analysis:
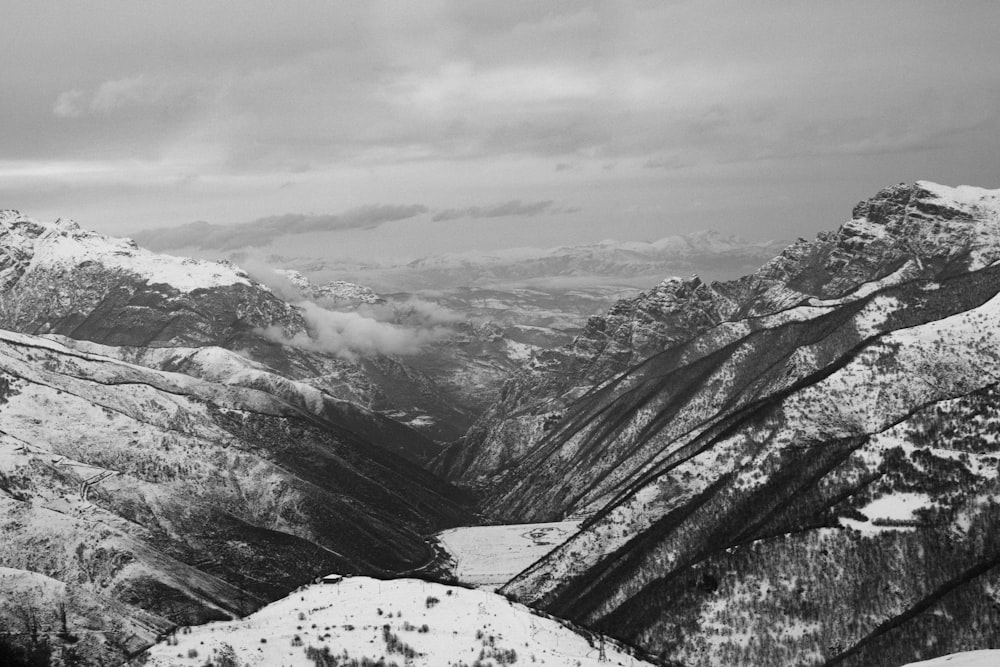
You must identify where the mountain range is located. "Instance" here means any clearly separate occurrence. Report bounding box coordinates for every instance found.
[3,182,1000,666]
[459,181,1000,666]
[270,230,790,293]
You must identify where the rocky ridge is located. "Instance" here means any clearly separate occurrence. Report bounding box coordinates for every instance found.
[440,181,1000,486]
[461,181,1000,666]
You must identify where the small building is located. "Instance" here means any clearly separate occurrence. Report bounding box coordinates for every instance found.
[321,575,344,585]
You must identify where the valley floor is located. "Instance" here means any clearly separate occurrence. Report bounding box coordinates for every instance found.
[436,521,581,590]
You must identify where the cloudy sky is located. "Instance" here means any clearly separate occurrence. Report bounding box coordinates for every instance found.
[3,1,998,261]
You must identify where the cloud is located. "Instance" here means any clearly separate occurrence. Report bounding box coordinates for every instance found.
[257,302,454,361]
[431,200,558,222]
[8,1,1000,250]
[53,75,209,118]
[52,90,86,118]
[643,155,695,170]
[133,204,429,251]
[251,285,461,361]
[239,258,306,302]
[217,257,462,359]
[133,200,578,250]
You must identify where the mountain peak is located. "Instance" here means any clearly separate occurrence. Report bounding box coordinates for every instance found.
[852,180,1000,226]
[0,211,252,293]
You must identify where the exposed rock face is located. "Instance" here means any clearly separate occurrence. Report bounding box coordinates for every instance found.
[470,182,1000,666]
[441,181,999,486]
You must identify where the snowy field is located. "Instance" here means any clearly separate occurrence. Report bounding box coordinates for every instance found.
[902,650,1000,667]
[144,576,653,667]
[437,521,581,589]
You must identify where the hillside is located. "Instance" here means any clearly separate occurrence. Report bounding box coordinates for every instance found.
[448,181,1000,490]
[0,328,470,665]
[143,576,656,667]
[460,182,1000,666]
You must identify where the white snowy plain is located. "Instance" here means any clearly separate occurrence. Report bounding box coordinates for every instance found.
[144,576,653,667]
[436,521,581,590]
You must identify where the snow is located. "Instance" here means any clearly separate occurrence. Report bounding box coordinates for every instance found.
[917,181,1000,209]
[143,576,654,667]
[901,650,1000,667]
[861,491,931,521]
[502,483,673,603]
[437,522,581,590]
[841,492,934,533]
[2,212,251,292]
[504,339,535,362]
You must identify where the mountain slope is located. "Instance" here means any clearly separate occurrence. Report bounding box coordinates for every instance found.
[473,182,1000,666]
[0,328,471,664]
[144,576,657,667]
[0,210,493,457]
[445,181,1000,488]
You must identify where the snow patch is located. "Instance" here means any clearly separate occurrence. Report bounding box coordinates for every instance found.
[437,522,581,590]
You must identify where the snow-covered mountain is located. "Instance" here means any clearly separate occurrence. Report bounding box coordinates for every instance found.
[0,326,472,664]
[0,210,299,348]
[143,576,656,667]
[441,181,1000,485]
[450,182,1000,666]
[7,182,1000,667]
[0,210,551,449]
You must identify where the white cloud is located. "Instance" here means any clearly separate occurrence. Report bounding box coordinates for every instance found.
[52,74,210,118]
[53,90,86,118]
[258,301,455,361]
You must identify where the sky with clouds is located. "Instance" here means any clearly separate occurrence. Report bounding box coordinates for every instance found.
[2,0,999,261]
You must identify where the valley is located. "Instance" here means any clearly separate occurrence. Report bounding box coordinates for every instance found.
[4,181,1000,667]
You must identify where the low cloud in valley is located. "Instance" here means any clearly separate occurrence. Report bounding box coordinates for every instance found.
[246,261,460,360]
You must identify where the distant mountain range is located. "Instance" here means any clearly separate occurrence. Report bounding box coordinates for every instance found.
[264,230,791,292]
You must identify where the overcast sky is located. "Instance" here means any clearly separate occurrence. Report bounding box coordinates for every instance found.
[3,1,998,260]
